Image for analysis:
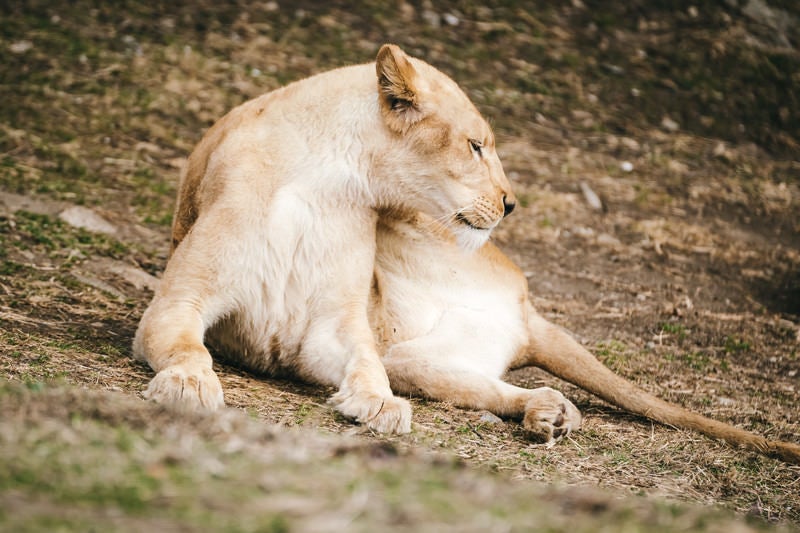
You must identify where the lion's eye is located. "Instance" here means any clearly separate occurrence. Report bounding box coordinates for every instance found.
[468,139,483,157]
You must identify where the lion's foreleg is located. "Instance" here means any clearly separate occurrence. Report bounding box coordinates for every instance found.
[302,303,412,434]
[132,214,240,411]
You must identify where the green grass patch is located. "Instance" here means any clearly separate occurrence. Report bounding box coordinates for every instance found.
[659,322,687,341]
[3,210,129,260]
[724,336,751,354]
[596,339,630,370]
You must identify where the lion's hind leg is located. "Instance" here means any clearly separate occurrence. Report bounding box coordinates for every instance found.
[382,338,581,443]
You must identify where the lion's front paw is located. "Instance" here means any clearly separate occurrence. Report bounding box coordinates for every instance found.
[143,364,225,411]
[329,389,412,434]
[522,387,582,444]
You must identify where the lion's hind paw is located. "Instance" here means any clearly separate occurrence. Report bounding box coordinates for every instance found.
[522,387,582,445]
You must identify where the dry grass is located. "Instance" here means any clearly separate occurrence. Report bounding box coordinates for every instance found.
[1,0,800,529]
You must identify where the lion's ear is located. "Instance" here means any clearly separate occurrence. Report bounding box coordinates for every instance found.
[376,44,425,132]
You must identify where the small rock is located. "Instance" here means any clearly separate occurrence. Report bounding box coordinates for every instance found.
[620,137,640,151]
[442,13,459,26]
[579,182,603,210]
[596,233,622,247]
[102,259,160,291]
[620,161,634,172]
[571,110,592,121]
[58,206,117,235]
[713,142,732,160]
[479,411,503,425]
[603,63,624,75]
[661,116,680,132]
[9,40,33,54]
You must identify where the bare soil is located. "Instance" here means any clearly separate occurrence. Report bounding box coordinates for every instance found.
[1,1,799,530]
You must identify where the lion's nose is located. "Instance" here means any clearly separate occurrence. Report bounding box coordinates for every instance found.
[502,195,516,217]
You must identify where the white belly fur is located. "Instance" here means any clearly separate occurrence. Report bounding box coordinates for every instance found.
[372,217,529,378]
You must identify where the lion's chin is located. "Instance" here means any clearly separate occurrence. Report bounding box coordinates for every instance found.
[454,225,492,253]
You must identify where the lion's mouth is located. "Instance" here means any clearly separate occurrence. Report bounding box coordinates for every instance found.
[455,212,490,231]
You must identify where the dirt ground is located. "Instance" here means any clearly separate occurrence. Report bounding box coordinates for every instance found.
[1,0,799,530]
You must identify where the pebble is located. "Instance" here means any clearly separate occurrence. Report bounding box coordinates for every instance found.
[9,41,33,53]
[597,233,622,247]
[58,206,117,235]
[442,13,459,26]
[661,116,680,132]
[98,259,161,292]
[620,137,640,151]
[580,182,603,210]
[479,411,503,424]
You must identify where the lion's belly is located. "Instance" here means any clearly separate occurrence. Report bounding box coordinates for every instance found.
[205,300,307,376]
[374,266,528,378]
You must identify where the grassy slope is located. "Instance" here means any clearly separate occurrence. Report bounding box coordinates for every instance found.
[0,380,786,532]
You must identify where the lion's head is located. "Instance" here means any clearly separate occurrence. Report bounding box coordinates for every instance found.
[372,44,516,251]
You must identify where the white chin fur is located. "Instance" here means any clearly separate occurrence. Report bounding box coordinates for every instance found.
[454,225,492,252]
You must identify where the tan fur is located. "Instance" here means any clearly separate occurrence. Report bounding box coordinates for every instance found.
[134,45,799,464]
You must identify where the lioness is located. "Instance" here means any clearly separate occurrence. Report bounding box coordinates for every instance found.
[134,45,800,464]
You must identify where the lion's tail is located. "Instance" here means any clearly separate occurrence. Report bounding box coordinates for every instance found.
[525,310,800,465]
